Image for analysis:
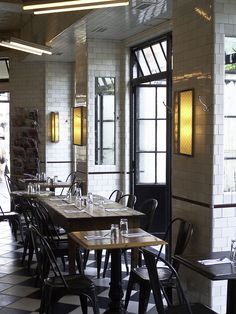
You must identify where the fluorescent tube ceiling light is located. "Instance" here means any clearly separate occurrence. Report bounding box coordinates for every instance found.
[0,38,52,55]
[23,0,129,14]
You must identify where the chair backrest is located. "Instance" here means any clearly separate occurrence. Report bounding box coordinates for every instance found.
[119,194,137,209]
[139,198,158,232]
[30,225,68,287]
[155,218,193,267]
[109,189,123,202]
[4,174,19,193]
[142,248,192,314]
[30,200,60,244]
[60,171,78,195]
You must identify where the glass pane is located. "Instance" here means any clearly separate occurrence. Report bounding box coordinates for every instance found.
[103,122,114,149]
[137,87,155,118]
[137,153,155,183]
[135,50,150,76]
[152,42,167,72]
[224,118,236,158]
[224,159,236,192]
[143,47,159,74]
[157,121,166,151]
[156,153,166,184]
[103,95,114,120]
[142,79,167,85]
[137,120,155,151]
[0,60,9,80]
[103,149,115,165]
[157,87,167,118]
[225,81,236,115]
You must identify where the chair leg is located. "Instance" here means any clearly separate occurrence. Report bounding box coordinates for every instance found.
[76,248,85,275]
[124,271,136,309]
[80,294,88,314]
[22,232,29,265]
[138,282,151,314]
[96,249,102,279]
[103,249,110,278]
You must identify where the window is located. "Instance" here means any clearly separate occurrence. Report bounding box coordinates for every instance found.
[0,58,9,81]
[224,37,236,192]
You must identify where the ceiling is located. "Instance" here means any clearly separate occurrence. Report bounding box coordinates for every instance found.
[0,0,172,61]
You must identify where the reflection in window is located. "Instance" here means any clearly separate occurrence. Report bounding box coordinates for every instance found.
[95,77,115,165]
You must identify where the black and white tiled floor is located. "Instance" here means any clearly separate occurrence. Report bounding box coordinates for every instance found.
[0,181,156,314]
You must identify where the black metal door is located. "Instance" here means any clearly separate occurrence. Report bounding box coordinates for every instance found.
[130,34,172,237]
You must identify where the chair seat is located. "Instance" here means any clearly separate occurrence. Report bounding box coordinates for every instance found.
[133,266,173,282]
[166,303,217,314]
[46,274,95,291]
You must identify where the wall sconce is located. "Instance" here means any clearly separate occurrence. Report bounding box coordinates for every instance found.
[174,89,194,156]
[51,112,59,143]
[73,106,87,146]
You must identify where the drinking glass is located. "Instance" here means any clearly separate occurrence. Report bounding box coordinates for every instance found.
[87,192,93,209]
[230,239,236,267]
[53,176,58,183]
[97,199,105,212]
[111,224,119,239]
[120,218,128,235]
[27,183,33,194]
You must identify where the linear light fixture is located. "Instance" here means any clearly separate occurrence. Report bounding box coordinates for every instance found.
[23,0,129,15]
[0,37,52,55]
[51,112,60,143]
[73,106,87,146]
[174,89,194,156]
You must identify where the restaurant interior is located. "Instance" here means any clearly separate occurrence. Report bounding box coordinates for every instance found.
[0,0,235,313]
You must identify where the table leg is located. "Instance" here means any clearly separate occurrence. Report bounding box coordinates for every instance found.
[227,279,236,314]
[104,248,126,314]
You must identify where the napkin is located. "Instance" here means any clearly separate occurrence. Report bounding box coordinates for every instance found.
[198,257,231,265]
[122,232,149,238]
[49,198,60,201]
[64,209,85,213]
[57,203,75,207]
[105,208,127,212]
[84,235,111,240]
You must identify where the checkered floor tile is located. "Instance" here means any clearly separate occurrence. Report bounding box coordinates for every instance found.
[0,181,156,313]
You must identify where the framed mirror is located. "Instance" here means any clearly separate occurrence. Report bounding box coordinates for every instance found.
[95,77,116,165]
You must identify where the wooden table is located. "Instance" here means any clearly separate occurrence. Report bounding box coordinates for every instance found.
[69,228,165,314]
[40,196,144,272]
[174,251,236,314]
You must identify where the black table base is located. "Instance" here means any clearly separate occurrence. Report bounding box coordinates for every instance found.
[103,248,126,314]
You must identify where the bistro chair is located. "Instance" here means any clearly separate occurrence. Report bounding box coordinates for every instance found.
[118,193,137,209]
[109,189,123,202]
[142,248,217,314]
[30,226,99,314]
[102,193,137,277]
[124,217,194,313]
[60,171,78,195]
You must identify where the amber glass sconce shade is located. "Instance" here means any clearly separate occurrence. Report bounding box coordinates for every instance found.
[51,112,59,143]
[73,106,87,146]
[174,89,194,156]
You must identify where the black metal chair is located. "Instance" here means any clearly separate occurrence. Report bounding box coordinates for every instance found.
[109,189,123,202]
[60,171,78,195]
[124,217,194,313]
[142,248,217,314]
[102,193,137,277]
[30,226,99,314]
[118,193,137,209]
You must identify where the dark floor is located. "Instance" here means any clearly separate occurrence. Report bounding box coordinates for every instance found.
[0,180,156,313]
